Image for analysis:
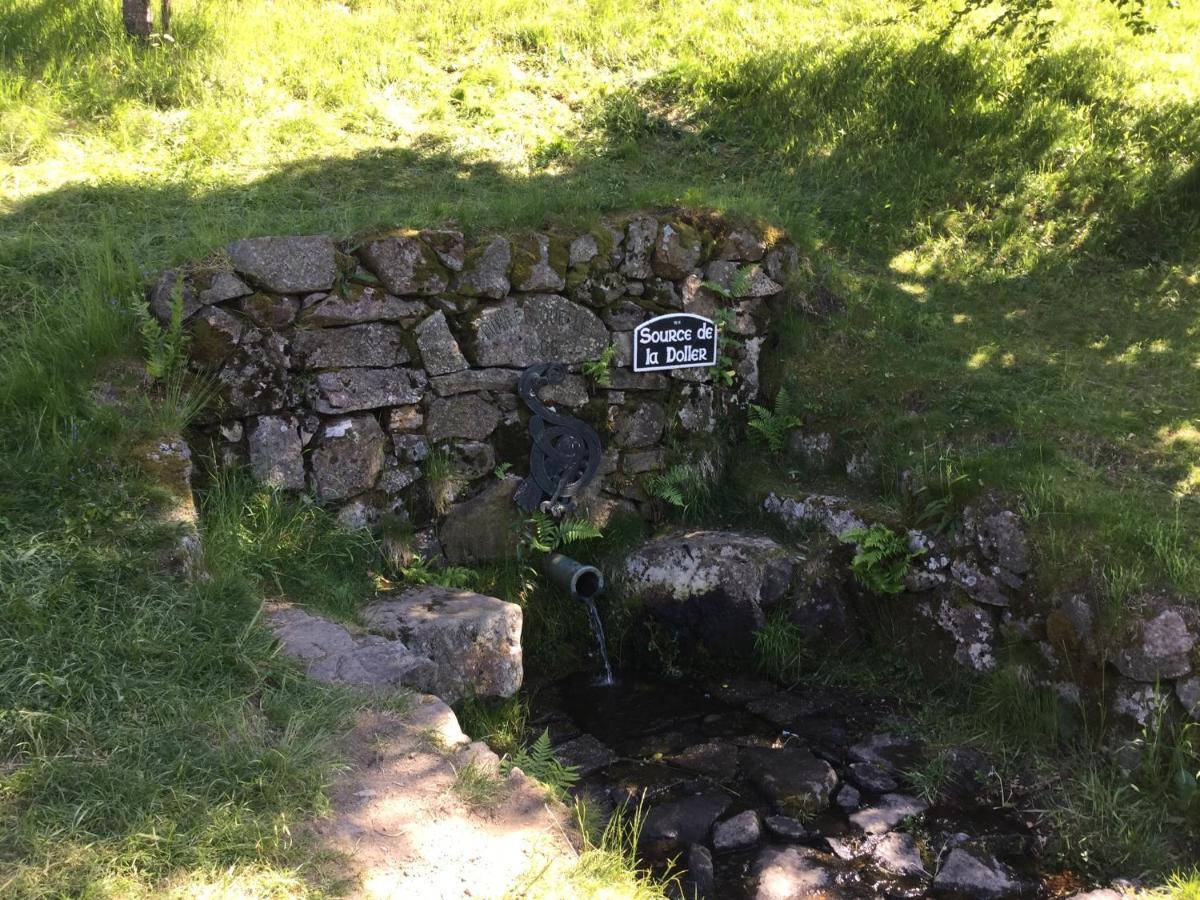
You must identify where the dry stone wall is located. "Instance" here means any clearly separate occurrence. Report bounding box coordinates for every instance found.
[157,210,804,561]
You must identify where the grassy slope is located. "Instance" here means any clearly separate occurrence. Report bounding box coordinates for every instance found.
[0,0,1197,894]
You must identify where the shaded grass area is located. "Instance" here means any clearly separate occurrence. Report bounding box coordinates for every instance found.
[0,392,355,896]
[1,0,1198,893]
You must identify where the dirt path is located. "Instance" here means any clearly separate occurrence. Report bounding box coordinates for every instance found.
[305,695,577,899]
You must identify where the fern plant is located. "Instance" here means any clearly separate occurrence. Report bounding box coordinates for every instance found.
[747,386,802,452]
[643,461,712,515]
[839,524,924,595]
[521,511,603,554]
[135,287,190,380]
[504,728,580,800]
[581,344,618,387]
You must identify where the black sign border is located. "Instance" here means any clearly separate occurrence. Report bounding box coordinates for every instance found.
[631,312,719,373]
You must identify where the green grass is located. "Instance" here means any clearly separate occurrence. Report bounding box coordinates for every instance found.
[1,0,1198,893]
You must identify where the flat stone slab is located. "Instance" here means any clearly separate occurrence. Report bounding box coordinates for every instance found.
[753,846,834,900]
[740,746,838,815]
[265,602,436,693]
[362,586,523,702]
[552,734,616,777]
[849,793,928,835]
[228,235,337,294]
[641,791,731,845]
[932,847,1020,898]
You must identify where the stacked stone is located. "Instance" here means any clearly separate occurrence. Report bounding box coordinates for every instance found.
[155,212,804,559]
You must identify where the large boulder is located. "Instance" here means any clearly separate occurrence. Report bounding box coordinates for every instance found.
[623,531,797,656]
[227,235,337,293]
[361,585,523,701]
[265,602,437,692]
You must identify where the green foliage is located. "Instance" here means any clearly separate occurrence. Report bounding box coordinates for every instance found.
[456,695,529,756]
[493,461,513,479]
[451,759,505,809]
[423,447,463,517]
[201,470,379,619]
[504,729,580,800]
[839,523,923,595]
[643,460,713,516]
[134,288,189,380]
[747,386,803,452]
[753,609,810,684]
[710,307,742,388]
[950,0,1155,51]
[391,556,481,591]
[521,511,603,554]
[582,344,618,387]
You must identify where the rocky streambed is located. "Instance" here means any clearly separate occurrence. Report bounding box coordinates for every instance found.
[531,674,1110,899]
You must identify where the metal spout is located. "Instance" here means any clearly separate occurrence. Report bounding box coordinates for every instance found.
[543,552,604,601]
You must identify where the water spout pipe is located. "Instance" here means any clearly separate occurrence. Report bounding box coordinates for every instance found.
[543,553,604,602]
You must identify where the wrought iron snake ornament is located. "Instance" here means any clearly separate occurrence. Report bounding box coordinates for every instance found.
[514,362,603,516]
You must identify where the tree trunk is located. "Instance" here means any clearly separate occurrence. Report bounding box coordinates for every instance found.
[123,0,153,38]
[160,0,171,35]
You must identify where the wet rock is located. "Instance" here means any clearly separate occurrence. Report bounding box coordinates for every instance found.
[704,675,777,706]
[415,310,469,375]
[553,734,617,777]
[471,294,608,367]
[848,734,924,774]
[849,793,928,835]
[292,323,409,369]
[849,762,898,794]
[1066,892,1123,900]
[641,791,730,845]
[623,531,797,656]
[439,476,522,564]
[310,415,386,501]
[511,233,566,292]
[199,270,252,305]
[746,692,834,728]
[227,235,336,293]
[605,761,693,806]
[741,746,838,814]
[425,395,501,442]
[712,810,761,853]
[302,286,428,325]
[453,236,511,299]
[653,221,703,279]
[1114,608,1195,682]
[247,415,305,490]
[836,784,861,811]
[1177,675,1200,721]
[265,602,437,692]
[613,401,666,449]
[240,292,299,329]
[668,741,738,780]
[361,585,523,701]
[872,832,926,878]
[358,233,449,296]
[430,367,520,396]
[307,367,428,414]
[683,844,715,900]
[763,815,808,841]
[932,847,1019,898]
[620,215,658,279]
[752,846,833,900]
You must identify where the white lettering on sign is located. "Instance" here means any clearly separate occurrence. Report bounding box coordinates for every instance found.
[632,313,718,373]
